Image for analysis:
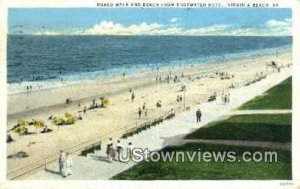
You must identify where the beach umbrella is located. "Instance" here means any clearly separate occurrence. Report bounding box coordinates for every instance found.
[17,120,28,127]
[52,118,65,126]
[65,112,75,124]
[33,119,45,133]
[14,126,28,135]
[13,120,29,135]
[103,98,111,107]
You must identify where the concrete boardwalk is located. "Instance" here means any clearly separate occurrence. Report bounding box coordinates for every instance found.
[26,70,291,180]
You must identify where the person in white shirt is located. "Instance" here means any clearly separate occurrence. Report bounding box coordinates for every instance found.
[62,152,73,177]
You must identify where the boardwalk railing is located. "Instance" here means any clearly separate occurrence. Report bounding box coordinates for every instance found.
[7,106,183,180]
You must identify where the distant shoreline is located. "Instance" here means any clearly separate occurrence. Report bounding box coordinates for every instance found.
[7,45,291,95]
[7,34,294,37]
[7,49,291,116]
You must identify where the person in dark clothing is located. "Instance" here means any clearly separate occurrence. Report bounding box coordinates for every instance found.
[196,108,202,123]
[142,103,146,110]
[6,133,13,143]
[138,108,142,119]
[106,144,111,161]
[131,92,135,102]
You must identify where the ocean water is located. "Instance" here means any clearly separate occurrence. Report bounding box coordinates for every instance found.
[7,35,292,93]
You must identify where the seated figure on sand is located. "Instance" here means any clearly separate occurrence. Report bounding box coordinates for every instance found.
[156,100,162,108]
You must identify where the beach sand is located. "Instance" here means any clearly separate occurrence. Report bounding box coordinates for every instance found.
[26,66,292,180]
[7,50,292,177]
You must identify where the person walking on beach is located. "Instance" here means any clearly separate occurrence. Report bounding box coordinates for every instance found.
[109,145,115,161]
[109,138,113,146]
[116,140,123,161]
[142,103,146,110]
[59,150,66,175]
[127,142,133,160]
[65,152,73,177]
[60,152,69,177]
[221,91,224,104]
[138,108,142,119]
[106,144,111,160]
[227,93,230,104]
[131,92,135,102]
[83,106,87,114]
[196,108,202,123]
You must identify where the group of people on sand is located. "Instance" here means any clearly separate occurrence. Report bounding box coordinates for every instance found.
[106,139,133,162]
[26,85,33,92]
[221,92,231,104]
[216,71,234,80]
[138,103,148,119]
[155,73,182,84]
[176,95,183,102]
[77,97,107,115]
[155,76,162,82]
[58,150,73,178]
[23,76,67,92]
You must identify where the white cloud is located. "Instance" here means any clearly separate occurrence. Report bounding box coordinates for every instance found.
[32,31,61,35]
[183,24,229,36]
[169,17,178,23]
[26,18,292,36]
[263,18,291,36]
[83,21,163,35]
[82,20,230,36]
[266,18,291,28]
[222,18,292,36]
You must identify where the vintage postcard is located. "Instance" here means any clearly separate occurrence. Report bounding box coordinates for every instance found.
[0,0,299,188]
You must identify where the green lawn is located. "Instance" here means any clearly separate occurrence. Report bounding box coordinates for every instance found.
[238,77,292,110]
[185,114,291,143]
[112,143,291,180]
[113,77,292,180]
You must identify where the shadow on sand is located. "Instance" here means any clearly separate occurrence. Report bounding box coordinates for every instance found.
[44,168,61,176]
[90,155,112,163]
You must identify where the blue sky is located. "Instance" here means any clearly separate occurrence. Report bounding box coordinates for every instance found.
[8,8,292,36]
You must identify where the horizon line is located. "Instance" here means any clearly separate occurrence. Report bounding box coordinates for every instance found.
[7,34,293,37]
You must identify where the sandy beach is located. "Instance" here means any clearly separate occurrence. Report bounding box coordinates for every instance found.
[7,50,292,178]
[26,66,292,180]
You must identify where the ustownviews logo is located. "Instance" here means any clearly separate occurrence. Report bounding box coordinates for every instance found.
[118,148,278,163]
